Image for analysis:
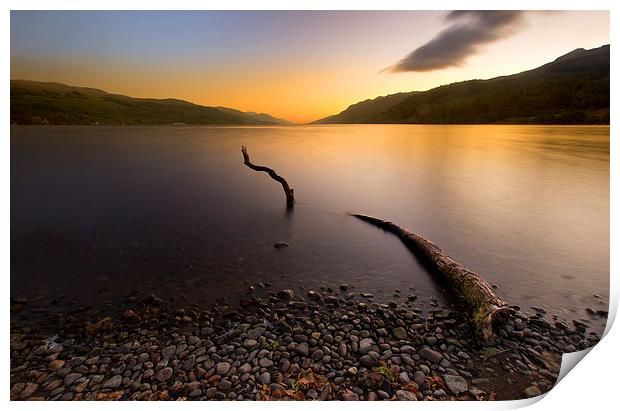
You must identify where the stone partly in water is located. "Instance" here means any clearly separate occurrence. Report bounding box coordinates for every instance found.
[143,294,164,305]
[324,296,340,306]
[307,291,322,302]
[277,289,294,300]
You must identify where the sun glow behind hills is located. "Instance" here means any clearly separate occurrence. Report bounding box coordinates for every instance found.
[10,10,609,123]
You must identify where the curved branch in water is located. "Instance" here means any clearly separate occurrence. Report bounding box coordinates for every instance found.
[241,145,295,207]
[350,213,509,344]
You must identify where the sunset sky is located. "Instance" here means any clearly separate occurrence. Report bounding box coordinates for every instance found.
[11,11,609,123]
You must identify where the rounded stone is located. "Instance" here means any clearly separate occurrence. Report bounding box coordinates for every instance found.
[216,362,231,375]
[396,390,417,401]
[155,367,174,382]
[523,386,542,398]
[102,375,122,389]
[259,357,273,368]
[392,327,408,340]
[259,372,271,384]
[359,338,374,354]
[161,346,176,360]
[294,342,309,357]
[63,373,82,386]
[413,371,426,385]
[443,374,468,395]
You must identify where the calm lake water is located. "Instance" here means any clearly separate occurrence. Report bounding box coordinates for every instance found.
[11,125,609,334]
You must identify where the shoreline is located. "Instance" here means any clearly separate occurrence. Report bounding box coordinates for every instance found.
[10,286,601,401]
[10,123,612,128]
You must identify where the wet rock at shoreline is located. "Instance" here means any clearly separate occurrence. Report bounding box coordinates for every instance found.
[216,362,231,375]
[444,375,468,395]
[418,347,443,363]
[9,284,599,401]
[392,327,407,340]
[103,375,122,390]
[276,289,294,300]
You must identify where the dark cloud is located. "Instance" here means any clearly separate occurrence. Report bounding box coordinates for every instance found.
[386,11,526,73]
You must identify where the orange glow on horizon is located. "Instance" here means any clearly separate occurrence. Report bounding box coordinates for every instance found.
[10,11,609,123]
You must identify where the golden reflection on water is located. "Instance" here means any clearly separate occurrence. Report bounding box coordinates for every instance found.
[11,125,609,328]
[234,124,609,309]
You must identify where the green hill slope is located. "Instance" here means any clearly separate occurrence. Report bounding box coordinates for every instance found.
[314,45,609,125]
[243,112,292,125]
[316,92,418,124]
[10,81,284,125]
[216,107,292,125]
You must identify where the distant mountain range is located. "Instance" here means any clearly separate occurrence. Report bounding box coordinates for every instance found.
[11,45,610,126]
[314,45,609,125]
[216,107,292,125]
[10,80,291,125]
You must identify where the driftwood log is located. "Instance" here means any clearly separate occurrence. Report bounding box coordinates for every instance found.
[351,213,509,342]
[241,146,295,207]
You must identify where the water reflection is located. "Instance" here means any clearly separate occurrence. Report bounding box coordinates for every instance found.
[11,125,609,333]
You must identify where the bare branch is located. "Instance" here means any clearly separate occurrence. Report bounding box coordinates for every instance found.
[241,145,295,207]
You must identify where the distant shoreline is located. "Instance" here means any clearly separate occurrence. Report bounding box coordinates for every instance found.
[10,123,610,127]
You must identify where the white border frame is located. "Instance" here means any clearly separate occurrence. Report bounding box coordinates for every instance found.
[3,2,616,410]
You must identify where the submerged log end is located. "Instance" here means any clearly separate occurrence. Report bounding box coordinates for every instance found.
[348,213,399,234]
[285,188,295,207]
[349,213,384,225]
[475,304,511,345]
[350,212,509,343]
